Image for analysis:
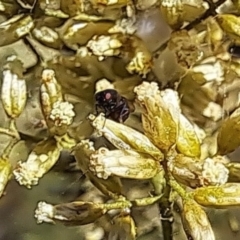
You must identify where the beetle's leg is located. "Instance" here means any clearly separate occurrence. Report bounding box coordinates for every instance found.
[118,103,130,123]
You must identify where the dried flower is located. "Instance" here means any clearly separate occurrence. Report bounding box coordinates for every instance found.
[35,201,107,225]
[13,138,60,188]
[182,199,215,240]
[89,147,160,179]
[0,158,12,198]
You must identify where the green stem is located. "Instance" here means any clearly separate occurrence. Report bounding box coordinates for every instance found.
[158,159,174,240]
[104,200,132,211]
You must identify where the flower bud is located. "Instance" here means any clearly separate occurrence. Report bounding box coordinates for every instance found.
[87,34,122,60]
[89,147,160,179]
[1,58,27,118]
[182,199,215,240]
[40,69,63,118]
[40,69,75,135]
[193,183,240,207]
[73,140,123,197]
[0,158,12,198]
[217,107,240,155]
[217,14,240,40]
[88,114,163,161]
[134,82,178,152]
[13,137,60,188]
[160,0,184,29]
[35,201,106,225]
[169,154,203,188]
[176,114,201,158]
[227,162,240,182]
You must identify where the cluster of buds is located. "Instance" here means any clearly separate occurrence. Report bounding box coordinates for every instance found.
[86,34,152,77]
[68,81,240,240]
[13,69,76,188]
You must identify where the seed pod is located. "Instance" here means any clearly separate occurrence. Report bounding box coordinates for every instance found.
[1,64,27,119]
[182,199,215,240]
[88,114,164,161]
[13,137,60,188]
[89,147,160,179]
[35,201,107,225]
[0,158,12,198]
[193,183,240,207]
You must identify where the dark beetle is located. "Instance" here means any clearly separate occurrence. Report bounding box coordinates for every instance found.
[95,89,132,123]
[228,44,240,58]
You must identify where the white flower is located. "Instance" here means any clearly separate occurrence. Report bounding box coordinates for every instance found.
[201,157,229,186]
[87,35,122,59]
[35,201,55,224]
[49,101,75,126]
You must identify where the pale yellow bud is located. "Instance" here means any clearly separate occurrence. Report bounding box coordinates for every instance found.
[109,214,136,240]
[134,82,178,152]
[176,114,201,157]
[89,147,160,179]
[88,114,163,161]
[35,201,106,225]
[40,69,63,119]
[0,158,12,198]
[182,199,215,240]
[193,183,240,207]
[1,69,27,118]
